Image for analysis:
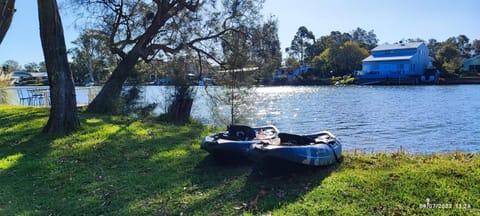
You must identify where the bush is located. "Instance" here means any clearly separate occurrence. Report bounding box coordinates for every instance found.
[439,71,460,79]
[122,86,157,117]
[330,76,355,84]
[341,77,355,84]
[459,72,480,78]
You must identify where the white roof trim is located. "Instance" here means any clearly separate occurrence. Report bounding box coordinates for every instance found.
[363,55,413,62]
[372,42,423,52]
[463,55,480,64]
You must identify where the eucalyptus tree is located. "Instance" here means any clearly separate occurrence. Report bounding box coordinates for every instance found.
[38,0,79,136]
[309,36,336,59]
[67,0,265,114]
[211,27,254,125]
[1,59,20,71]
[427,39,439,56]
[456,34,471,58]
[70,29,113,84]
[472,39,480,56]
[312,41,368,77]
[285,56,300,69]
[24,62,40,72]
[309,31,354,60]
[0,0,15,45]
[287,26,315,63]
[328,31,352,46]
[38,61,47,72]
[161,54,197,124]
[208,16,280,125]
[435,38,463,73]
[221,18,282,82]
[250,18,282,82]
[351,27,378,50]
[331,41,369,74]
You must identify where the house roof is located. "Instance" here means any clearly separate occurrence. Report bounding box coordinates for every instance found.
[363,55,413,62]
[372,42,424,52]
[463,55,480,64]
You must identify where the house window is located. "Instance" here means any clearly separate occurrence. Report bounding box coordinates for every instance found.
[470,65,480,73]
[398,64,404,74]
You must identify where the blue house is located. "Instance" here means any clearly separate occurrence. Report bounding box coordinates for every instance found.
[272,65,311,82]
[356,42,431,84]
[463,55,480,73]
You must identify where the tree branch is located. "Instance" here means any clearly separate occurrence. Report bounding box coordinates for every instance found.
[0,0,16,44]
[107,0,126,57]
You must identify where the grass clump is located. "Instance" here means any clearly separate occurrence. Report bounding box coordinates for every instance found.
[0,105,479,215]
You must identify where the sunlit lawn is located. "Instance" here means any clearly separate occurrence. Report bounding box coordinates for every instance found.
[0,105,479,215]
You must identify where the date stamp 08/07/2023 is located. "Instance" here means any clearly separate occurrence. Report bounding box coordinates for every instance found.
[419,198,473,209]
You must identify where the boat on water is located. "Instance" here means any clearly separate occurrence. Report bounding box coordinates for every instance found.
[201,125,341,166]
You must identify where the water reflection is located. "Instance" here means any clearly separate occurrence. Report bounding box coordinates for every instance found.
[190,85,480,153]
[2,85,479,153]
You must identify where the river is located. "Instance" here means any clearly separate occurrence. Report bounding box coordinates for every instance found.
[2,85,480,153]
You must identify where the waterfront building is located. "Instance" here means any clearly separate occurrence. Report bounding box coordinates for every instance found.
[355,42,431,84]
[463,55,480,73]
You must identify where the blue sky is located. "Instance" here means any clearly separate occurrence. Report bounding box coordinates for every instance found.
[1,0,479,67]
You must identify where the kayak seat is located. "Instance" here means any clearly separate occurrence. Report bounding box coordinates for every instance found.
[228,125,256,141]
[278,133,315,146]
[314,134,336,144]
[258,137,281,145]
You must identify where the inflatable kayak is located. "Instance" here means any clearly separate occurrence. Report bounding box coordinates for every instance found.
[200,125,280,158]
[201,125,341,166]
[248,130,342,166]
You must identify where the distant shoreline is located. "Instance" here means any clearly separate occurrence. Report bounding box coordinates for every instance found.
[3,76,480,87]
[267,76,480,86]
[438,77,480,85]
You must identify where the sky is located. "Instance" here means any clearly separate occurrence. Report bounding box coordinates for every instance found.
[1,0,479,67]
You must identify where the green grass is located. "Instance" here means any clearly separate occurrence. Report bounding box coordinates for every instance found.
[0,105,479,215]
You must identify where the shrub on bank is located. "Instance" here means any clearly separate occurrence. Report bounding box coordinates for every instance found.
[331,76,356,84]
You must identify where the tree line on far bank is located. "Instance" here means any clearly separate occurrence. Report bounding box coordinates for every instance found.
[5,26,477,85]
[284,26,480,79]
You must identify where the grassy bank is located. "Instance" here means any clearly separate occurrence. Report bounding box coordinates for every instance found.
[0,105,479,215]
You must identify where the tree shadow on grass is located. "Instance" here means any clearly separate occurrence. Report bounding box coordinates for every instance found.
[0,131,56,215]
[0,109,340,215]
[0,108,219,215]
[0,107,49,158]
[31,119,211,215]
[0,107,50,158]
[187,155,340,214]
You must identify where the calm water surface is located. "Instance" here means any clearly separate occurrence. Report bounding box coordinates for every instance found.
[184,85,480,153]
[3,85,480,153]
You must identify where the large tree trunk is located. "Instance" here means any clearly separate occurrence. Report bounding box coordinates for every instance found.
[0,0,15,45]
[86,52,139,114]
[166,97,193,124]
[86,57,95,83]
[38,0,79,136]
[164,84,194,124]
